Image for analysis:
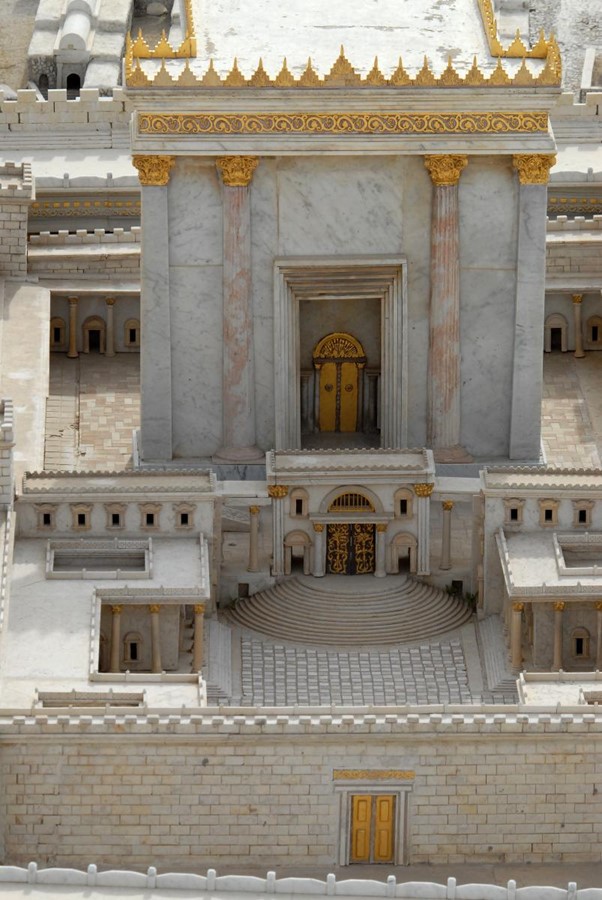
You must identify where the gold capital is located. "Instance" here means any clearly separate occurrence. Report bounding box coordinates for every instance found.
[596,602,602,612]
[149,604,161,614]
[249,505,261,515]
[68,297,78,306]
[105,297,116,306]
[512,154,556,185]
[376,523,388,533]
[414,483,435,498]
[268,485,289,499]
[313,523,325,533]
[216,156,259,187]
[194,603,206,615]
[424,155,468,186]
[442,500,454,511]
[132,155,175,186]
[572,294,584,304]
[554,601,565,612]
[512,602,525,613]
[111,605,123,615]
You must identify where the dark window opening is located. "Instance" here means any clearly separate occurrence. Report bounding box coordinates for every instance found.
[180,512,189,526]
[550,328,562,351]
[399,499,408,516]
[111,513,121,527]
[53,327,62,344]
[129,328,138,343]
[77,513,87,526]
[575,637,584,657]
[66,73,81,98]
[145,513,155,527]
[42,513,52,527]
[451,580,463,596]
[295,498,304,515]
[88,330,101,352]
[544,508,553,522]
[129,641,138,661]
[38,74,49,99]
[510,507,519,522]
[578,509,588,524]
[593,326,599,342]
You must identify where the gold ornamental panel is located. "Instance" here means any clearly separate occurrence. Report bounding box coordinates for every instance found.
[353,523,375,575]
[327,523,351,575]
[334,769,415,781]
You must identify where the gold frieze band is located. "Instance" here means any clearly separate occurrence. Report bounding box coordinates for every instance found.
[139,112,548,137]
[334,769,415,781]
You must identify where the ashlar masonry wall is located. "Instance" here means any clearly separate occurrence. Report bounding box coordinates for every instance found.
[1,709,602,869]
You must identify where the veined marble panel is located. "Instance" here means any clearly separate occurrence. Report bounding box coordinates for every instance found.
[459,157,518,269]
[276,157,404,257]
[170,264,223,458]
[168,159,222,268]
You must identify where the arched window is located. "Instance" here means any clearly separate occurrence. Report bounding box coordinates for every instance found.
[50,316,66,351]
[123,632,143,665]
[124,318,140,349]
[544,313,568,353]
[290,488,309,518]
[38,74,49,99]
[587,315,602,349]
[571,627,590,660]
[394,488,414,519]
[328,492,375,513]
[66,72,81,98]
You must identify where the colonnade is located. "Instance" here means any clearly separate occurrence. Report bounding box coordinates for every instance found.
[108,602,206,674]
[510,599,602,672]
[65,296,119,358]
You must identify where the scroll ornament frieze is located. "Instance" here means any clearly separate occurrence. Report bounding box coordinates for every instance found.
[512,154,556,185]
[138,112,548,137]
[216,156,259,187]
[333,769,415,780]
[424,155,468,186]
[132,155,175,186]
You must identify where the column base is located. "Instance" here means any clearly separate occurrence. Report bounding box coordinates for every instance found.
[213,445,265,463]
[574,350,585,359]
[66,351,79,360]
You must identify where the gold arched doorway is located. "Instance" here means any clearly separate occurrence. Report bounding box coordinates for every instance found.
[313,333,366,432]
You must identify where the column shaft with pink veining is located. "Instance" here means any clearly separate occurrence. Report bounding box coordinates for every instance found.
[215,156,262,462]
[424,155,467,451]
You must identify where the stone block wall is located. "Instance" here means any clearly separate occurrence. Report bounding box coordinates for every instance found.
[0,163,34,279]
[1,710,602,869]
[0,399,14,508]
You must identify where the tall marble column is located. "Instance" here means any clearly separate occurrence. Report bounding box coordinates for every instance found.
[67,297,79,359]
[214,156,263,462]
[193,603,205,672]
[132,155,175,461]
[268,485,288,576]
[105,297,116,357]
[596,602,602,670]
[110,604,122,673]
[375,524,387,578]
[552,601,565,671]
[247,505,260,573]
[313,523,326,577]
[440,500,454,570]
[414,483,434,576]
[509,154,556,459]
[572,294,585,358]
[424,155,467,453]
[149,604,162,673]
[510,601,524,672]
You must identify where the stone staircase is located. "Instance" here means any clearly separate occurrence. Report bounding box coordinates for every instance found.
[223,574,473,647]
[478,614,519,702]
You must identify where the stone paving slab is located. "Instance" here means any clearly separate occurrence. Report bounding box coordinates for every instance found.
[541,353,602,468]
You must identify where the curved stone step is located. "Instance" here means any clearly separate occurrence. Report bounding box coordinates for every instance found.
[223,574,472,646]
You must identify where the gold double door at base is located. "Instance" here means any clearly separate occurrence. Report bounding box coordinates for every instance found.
[319,360,359,432]
[350,794,396,864]
[326,523,375,575]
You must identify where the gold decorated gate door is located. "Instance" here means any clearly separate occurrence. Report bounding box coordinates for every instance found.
[326,523,375,575]
[350,794,396,864]
[313,333,365,433]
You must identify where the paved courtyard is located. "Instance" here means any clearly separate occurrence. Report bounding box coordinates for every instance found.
[541,352,602,468]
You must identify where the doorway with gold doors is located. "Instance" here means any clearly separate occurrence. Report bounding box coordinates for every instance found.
[313,332,366,433]
[327,523,375,575]
[350,794,396,864]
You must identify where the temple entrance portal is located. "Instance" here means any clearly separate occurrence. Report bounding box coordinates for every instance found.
[314,332,366,433]
[326,523,376,575]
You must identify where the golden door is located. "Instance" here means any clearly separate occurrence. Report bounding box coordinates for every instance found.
[350,794,395,864]
[318,361,359,432]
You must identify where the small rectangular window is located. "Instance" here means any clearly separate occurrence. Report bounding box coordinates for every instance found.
[593,326,599,342]
[145,513,155,527]
[295,498,303,515]
[130,642,138,661]
[544,508,553,522]
[77,513,87,526]
[399,499,408,516]
[180,512,189,526]
[578,509,588,524]
[575,637,584,656]
[42,513,52,527]
[112,513,121,527]
[129,328,137,343]
[510,508,519,522]
[53,327,61,343]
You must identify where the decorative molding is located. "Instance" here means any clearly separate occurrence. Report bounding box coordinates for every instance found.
[125,0,196,61]
[333,769,415,780]
[424,155,468,186]
[512,154,556,185]
[126,44,561,88]
[30,200,140,219]
[268,485,289,499]
[215,156,259,187]
[414,483,435,498]
[476,0,561,79]
[139,112,548,137]
[132,155,175,186]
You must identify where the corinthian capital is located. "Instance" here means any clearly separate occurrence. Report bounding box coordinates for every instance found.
[132,155,175,186]
[512,154,556,185]
[424,155,468,186]
[216,156,259,187]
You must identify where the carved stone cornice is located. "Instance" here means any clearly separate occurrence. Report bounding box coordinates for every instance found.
[132,155,175,186]
[268,484,289,499]
[414,483,435,498]
[424,155,468,187]
[216,156,259,187]
[512,154,556,185]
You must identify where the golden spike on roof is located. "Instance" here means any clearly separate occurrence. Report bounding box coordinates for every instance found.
[128,59,152,87]
[439,56,463,87]
[325,46,361,84]
[477,0,554,59]
[507,29,528,57]
[365,57,386,86]
[152,59,177,86]
[463,56,486,86]
[488,58,511,85]
[512,59,536,86]
[199,59,222,86]
[389,57,412,86]
[274,58,296,87]
[249,59,272,87]
[224,58,247,87]
[132,29,151,57]
[414,56,437,86]
[177,60,200,86]
[298,58,321,86]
